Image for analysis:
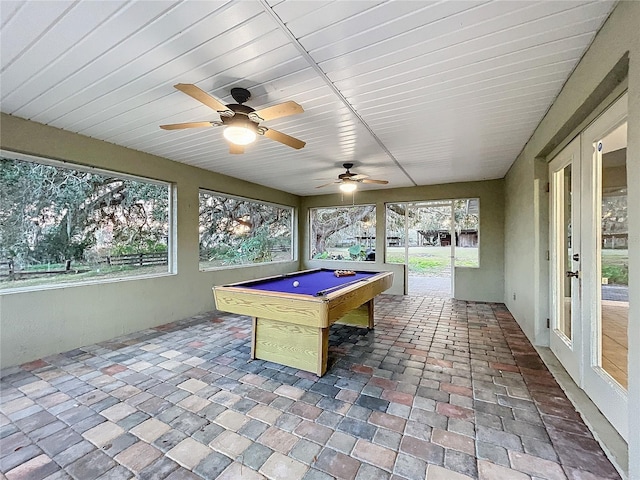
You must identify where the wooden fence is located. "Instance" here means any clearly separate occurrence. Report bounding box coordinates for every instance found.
[104,252,168,266]
[0,259,73,279]
[0,253,167,280]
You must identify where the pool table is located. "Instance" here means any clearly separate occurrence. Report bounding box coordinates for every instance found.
[212,268,393,376]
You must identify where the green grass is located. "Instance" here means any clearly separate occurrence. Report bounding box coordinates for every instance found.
[403,256,448,275]
[386,246,478,276]
[21,263,67,272]
[199,250,292,270]
[0,264,168,290]
[602,249,628,285]
[318,246,478,276]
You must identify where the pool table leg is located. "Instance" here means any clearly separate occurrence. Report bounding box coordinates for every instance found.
[334,299,376,330]
[251,316,329,377]
[317,327,329,376]
[251,317,258,360]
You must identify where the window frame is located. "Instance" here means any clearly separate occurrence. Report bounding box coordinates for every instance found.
[0,150,176,294]
[198,188,296,271]
[308,203,377,262]
[383,198,480,269]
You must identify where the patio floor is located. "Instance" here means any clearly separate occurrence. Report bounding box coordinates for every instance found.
[0,295,621,479]
[407,275,451,297]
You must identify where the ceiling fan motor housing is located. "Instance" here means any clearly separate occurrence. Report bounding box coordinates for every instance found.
[222,104,260,131]
[339,163,356,179]
[226,104,256,116]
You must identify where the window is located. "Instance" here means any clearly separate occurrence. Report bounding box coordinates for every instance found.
[385,199,479,270]
[0,154,172,290]
[310,205,376,261]
[199,190,293,269]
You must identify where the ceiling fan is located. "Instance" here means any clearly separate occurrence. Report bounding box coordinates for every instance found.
[316,163,389,192]
[160,84,305,154]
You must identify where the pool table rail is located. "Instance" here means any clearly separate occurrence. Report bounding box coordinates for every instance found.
[212,289,327,329]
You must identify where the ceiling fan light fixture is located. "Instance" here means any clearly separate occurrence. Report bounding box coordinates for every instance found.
[223,125,257,146]
[161,84,305,152]
[340,181,357,193]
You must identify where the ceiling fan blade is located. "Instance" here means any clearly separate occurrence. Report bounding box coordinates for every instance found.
[229,144,245,154]
[360,179,389,184]
[174,83,231,114]
[251,101,304,122]
[263,128,306,149]
[160,121,213,130]
[316,181,339,189]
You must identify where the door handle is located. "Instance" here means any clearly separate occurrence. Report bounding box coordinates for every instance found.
[566,270,579,278]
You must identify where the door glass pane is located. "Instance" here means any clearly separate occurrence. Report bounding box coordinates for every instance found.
[411,203,453,296]
[559,164,572,340]
[385,202,453,296]
[599,123,628,389]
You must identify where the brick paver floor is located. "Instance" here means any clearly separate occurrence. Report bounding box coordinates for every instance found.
[0,295,621,479]
[407,276,451,297]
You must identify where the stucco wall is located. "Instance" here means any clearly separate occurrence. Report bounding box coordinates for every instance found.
[0,114,300,367]
[504,154,536,340]
[300,179,505,303]
[503,1,639,476]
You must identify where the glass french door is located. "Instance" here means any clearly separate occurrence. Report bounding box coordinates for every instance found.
[581,93,628,441]
[549,137,582,384]
[550,93,628,442]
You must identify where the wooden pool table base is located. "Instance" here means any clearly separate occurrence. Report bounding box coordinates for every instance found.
[213,269,392,376]
[251,301,373,376]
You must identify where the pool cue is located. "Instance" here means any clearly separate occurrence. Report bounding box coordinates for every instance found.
[315,277,369,297]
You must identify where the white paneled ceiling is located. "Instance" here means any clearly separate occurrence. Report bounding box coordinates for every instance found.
[0,0,615,196]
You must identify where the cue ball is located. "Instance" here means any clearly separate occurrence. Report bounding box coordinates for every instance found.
[293,281,300,287]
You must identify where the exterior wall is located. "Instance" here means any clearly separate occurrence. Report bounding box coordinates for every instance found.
[503,1,640,476]
[504,155,550,346]
[300,179,504,303]
[0,114,300,367]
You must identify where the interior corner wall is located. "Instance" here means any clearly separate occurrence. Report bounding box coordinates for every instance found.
[503,154,550,347]
[503,1,639,476]
[0,114,301,368]
[299,179,505,303]
[504,154,537,342]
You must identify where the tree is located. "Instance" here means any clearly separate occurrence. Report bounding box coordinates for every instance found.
[385,201,478,247]
[602,194,627,234]
[310,206,375,255]
[0,158,169,265]
[198,192,292,264]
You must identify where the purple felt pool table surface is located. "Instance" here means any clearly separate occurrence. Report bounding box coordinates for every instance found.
[238,269,378,296]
